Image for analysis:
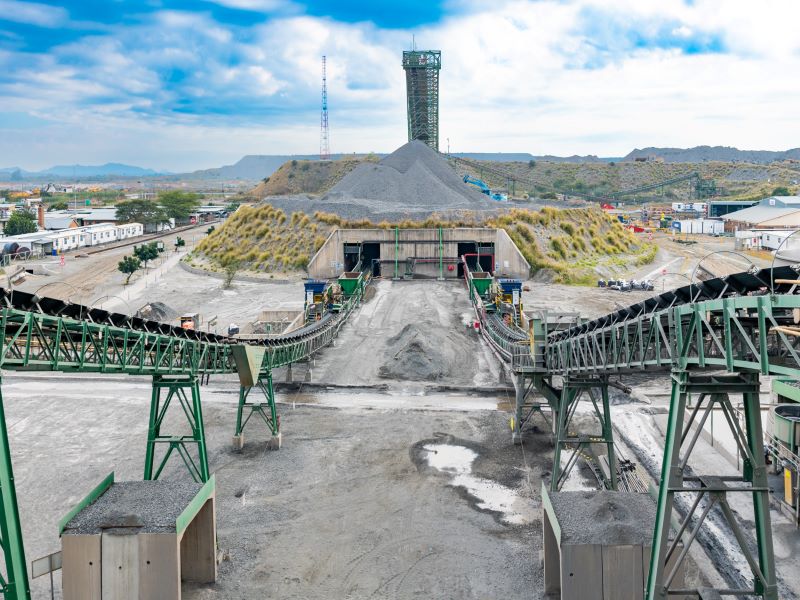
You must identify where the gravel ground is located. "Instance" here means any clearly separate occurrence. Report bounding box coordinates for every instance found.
[311,279,504,390]
[5,372,546,599]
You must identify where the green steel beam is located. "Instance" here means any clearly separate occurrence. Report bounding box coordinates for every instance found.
[544,294,800,377]
[0,380,29,600]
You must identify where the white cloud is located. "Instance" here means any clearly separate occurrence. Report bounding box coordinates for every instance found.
[204,0,296,12]
[3,0,800,169]
[0,0,67,28]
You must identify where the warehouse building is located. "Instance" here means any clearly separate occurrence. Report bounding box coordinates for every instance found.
[722,196,800,232]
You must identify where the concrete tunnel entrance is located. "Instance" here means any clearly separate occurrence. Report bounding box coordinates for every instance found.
[457,242,494,277]
[308,228,530,280]
[342,242,381,276]
[362,243,381,276]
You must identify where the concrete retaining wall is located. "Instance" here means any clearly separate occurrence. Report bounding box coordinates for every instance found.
[308,228,530,279]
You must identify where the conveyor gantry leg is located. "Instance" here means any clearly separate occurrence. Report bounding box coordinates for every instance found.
[144,375,209,483]
[0,379,30,600]
[551,377,617,492]
[233,371,281,451]
[512,372,552,444]
[647,372,777,600]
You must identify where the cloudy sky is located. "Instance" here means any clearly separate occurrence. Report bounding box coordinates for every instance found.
[0,0,798,171]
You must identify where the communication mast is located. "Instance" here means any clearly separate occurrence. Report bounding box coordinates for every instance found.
[320,55,330,161]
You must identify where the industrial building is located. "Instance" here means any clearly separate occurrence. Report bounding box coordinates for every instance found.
[722,196,800,231]
[708,199,758,218]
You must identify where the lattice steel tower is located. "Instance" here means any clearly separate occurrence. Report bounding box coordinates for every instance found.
[320,55,330,160]
[402,49,441,151]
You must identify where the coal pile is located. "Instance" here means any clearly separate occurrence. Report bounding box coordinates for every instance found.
[262,141,503,221]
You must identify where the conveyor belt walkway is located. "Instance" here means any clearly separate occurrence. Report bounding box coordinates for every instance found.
[465,260,800,599]
[0,272,368,599]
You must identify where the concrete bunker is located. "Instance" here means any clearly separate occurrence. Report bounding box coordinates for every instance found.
[308,228,529,280]
[60,474,216,600]
[542,485,685,600]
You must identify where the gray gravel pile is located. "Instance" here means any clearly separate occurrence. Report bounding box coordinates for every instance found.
[259,141,504,222]
[378,322,457,381]
[62,480,203,534]
[136,301,178,322]
[550,490,656,545]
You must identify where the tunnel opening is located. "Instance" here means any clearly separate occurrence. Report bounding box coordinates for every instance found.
[361,242,381,277]
[456,242,494,277]
[343,243,361,272]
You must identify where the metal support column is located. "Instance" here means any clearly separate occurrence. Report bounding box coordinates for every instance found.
[437,226,444,280]
[144,375,209,483]
[647,372,777,599]
[551,377,617,492]
[0,380,30,600]
[511,372,551,444]
[393,226,399,280]
[233,371,281,450]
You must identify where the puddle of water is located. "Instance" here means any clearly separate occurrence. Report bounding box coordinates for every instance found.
[423,443,536,525]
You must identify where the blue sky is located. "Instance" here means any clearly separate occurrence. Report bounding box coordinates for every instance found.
[0,0,798,171]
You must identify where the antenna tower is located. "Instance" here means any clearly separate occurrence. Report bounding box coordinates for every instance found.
[320,55,330,160]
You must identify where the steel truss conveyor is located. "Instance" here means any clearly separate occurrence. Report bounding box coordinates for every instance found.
[0,275,366,600]
[467,263,800,600]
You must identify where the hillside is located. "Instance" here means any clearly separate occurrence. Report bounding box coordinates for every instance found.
[625,146,800,163]
[251,155,378,196]
[190,204,652,284]
[453,159,800,202]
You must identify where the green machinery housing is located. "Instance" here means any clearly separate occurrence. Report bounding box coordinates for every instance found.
[402,49,441,151]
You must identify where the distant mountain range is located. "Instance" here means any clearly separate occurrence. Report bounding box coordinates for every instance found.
[4,146,799,183]
[0,163,165,179]
[624,146,800,163]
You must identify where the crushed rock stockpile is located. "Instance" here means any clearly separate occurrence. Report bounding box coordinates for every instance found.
[261,141,504,221]
[378,323,459,381]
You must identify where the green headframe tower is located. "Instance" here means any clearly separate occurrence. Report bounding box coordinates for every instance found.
[402,49,441,151]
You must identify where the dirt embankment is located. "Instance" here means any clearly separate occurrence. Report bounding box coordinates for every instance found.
[251,155,377,197]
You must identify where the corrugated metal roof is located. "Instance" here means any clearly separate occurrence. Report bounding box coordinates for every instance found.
[721,205,800,224]
[759,196,800,207]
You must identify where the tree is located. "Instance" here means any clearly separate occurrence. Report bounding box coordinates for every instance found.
[158,191,200,222]
[118,255,141,284]
[221,258,241,289]
[48,200,68,211]
[4,210,37,236]
[133,242,159,268]
[772,186,791,196]
[115,199,168,227]
[528,159,536,168]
